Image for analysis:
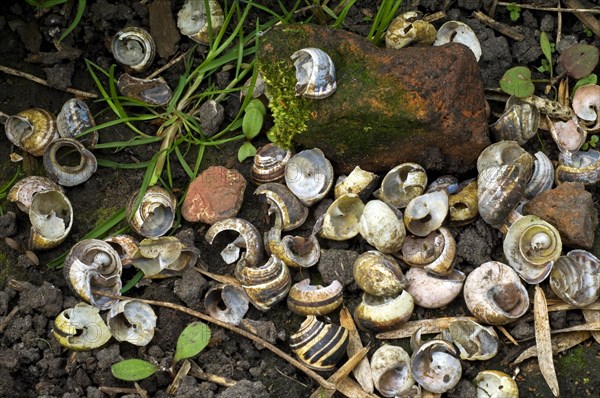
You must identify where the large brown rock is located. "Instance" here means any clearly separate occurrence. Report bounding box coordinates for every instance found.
[182,166,246,224]
[258,24,490,174]
[523,182,598,249]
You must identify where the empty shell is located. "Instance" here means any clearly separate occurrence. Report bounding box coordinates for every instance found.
[572,84,600,133]
[374,163,427,208]
[285,148,334,206]
[255,182,308,231]
[111,27,155,72]
[287,279,343,316]
[354,251,406,297]
[205,217,264,268]
[444,318,499,361]
[401,227,456,275]
[411,339,462,394]
[550,249,600,307]
[404,190,448,236]
[433,20,481,61]
[107,300,157,346]
[404,267,465,309]
[8,176,63,212]
[319,193,365,240]
[57,98,97,147]
[334,166,378,200]
[177,0,224,45]
[5,108,58,156]
[370,345,415,397]
[53,303,112,351]
[354,291,414,332]
[251,143,293,185]
[43,138,97,186]
[127,186,177,238]
[235,255,291,311]
[204,284,249,325]
[290,48,336,99]
[358,200,406,254]
[117,73,173,106]
[474,370,519,398]
[29,189,73,250]
[490,96,540,145]
[132,236,197,277]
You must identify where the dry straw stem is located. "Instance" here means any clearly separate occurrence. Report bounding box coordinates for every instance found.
[98,384,148,398]
[376,316,477,339]
[339,306,374,394]
[166,359,191,395]
[472,10,525,41]
[563,0,600,37]
[194,266,241,286]
[583,309,600,343]
[497,1,600,13]
[534,285,560,397]
[308,346,370,398]
[92,290,336,391]
[188,361,237,387]
[0,65,97,99]
[513,331,591,365]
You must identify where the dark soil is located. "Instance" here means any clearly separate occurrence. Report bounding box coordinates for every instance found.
[1,0,600,397]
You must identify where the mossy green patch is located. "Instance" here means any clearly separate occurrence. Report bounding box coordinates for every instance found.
[557,346,589,374]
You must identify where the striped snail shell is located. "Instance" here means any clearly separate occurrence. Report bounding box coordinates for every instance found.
[289,315,349,371]
[235,255,291,311]
[287,279,343,316]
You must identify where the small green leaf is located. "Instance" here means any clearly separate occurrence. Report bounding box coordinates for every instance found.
[559,44,600,79]
[499,66,535,98]
[111,359,158,381]
[174,322,211,364]
[572,73,597,96]
[238,142,257,162]
[246,98,266,115]
[540,32,553,77]
[507,3,521,22]
[242,107,264,139]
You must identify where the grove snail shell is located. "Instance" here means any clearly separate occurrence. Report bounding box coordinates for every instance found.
[290,48,336,99]
[8,176,64,213]
[5,108,59,156]
[53,303,112,351]
[111,27,155,72]
[43,137,97,187]
[126,185,177,238]
[29,189,73,250]
[235,255,291,311]
[286,279,343,316]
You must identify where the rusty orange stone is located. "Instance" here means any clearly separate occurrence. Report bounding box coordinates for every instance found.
[182,166,247,224]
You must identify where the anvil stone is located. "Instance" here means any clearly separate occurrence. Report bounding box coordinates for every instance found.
[258,24,490,174]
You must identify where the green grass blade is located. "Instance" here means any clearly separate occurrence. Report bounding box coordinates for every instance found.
[121,270,144,294]
[93,135,162,150]
[58,0,86,42]
[96,159,152,169]
[128,150,163,221]
[174,145,195,179]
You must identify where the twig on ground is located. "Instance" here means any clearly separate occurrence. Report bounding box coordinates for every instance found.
[496,1,600,13]
[422,11,446,23]
[0,65,97,99]
[194,266,241,286]
[274,367,309,388]
[0,306,19,333]
[472,10,525,41]
[98,385,148,397]
[489,0,499,18]
[92,290,336,391]
[556,0,563,46]
[145,51,189,80]
[188,361,238,387]
[563,0,600,37]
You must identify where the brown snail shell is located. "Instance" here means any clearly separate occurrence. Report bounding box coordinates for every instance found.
[177,0,224,45]
[550,249,600,307]
[111,27,155,72]
[251,143,293,185]
[127,185,177,238]
[29,190,73,250]
[57,98,97,147]
[385,11,436,49]
[104,234,139,267]
[132,236,197,278]
[8,176,63,212]
[401,227,456,275]
[448,178,479,226]
[284,148,334,206]
[289,315,349,371]
[254,182,308,231]
[204,284,250,325]
[117,73,173,106]
[43,138,97,187]
[5,108,58,156]
[556,149,600,185]
[205,217,264,268]
[463,261,529,325]
[235,255,291,311]
[490,96,540,145]
[353,251,406,297]
[443,318,499,361]
[354,291,414,332]
[107,300,157,346]
[63,239,122,310]
[287,279,343,316]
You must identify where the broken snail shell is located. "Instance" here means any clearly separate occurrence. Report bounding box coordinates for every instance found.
[43,138,97,187]
[127,185,176,238]
[354,291,414,332]
[464,261,529,325]
[264,213,320,268]
[572,84,600,133]
[374,163,427,209]
[117,73,173,106]
[319,193,364,240]
[290,48,336,99]
[104,234,139,266]
[404,267,465,309]
[57,98,97,147]
[53,303,112,351]
[111,27,155,72]
[8,176,63,212]
[177,0,224,45]
[385,11,436,49]
[64,239,123,310]
[490,96,540,145]
[548,115,587,153]
[353,251,406,297]
[503,213,562,284]
[107,300,157,346]
[251,143,293,185]
[289,315,349,371]
[401,227,456,275]
[524,151,554,199]
[550,249,600,307]
[556,149,600,185]
[433,20,481,61]
[29,189,73,250]
[132,237,197,278]
[358,200,405,254]
[334,166,378,201]
[205,217,264,268]
[235,255,291,311]
[404,190,448,237]
[285,148,334,206]
[448,178,479,226]
[474,370,519,398]
[411,338,462,394]
[5,108,59,156]
[255,182,308,231]
[444,318,499,361]
[370,345,415,397]
[426,175,459,194]
[287,279,343,316]
[204,284,250,325]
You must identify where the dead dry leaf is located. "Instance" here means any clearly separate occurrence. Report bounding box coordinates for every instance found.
[583,310,600,344]
[339,307,374,393]
[513,331,591,365]
[376,316,477,339]
[534,286,560,397]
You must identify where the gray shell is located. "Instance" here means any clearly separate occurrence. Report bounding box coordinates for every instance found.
[290,48,336,99]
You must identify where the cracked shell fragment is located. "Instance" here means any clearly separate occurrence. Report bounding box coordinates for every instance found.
[177,0,224,45]
[107,300,157,346]
[53,303,112,351]
[204,284,249,325]
[474,370,519,398]
[29,189,73,250]
[410,339,462,394]
[290,48,336,99]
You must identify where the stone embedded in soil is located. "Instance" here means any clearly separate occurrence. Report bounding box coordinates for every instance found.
[523,182,598,249]
[149,0,180,58]
[258,24,490,174]
[182,166,247,224]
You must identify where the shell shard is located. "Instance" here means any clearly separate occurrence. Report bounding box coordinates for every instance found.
[433,20,481,61]
[290,48,336,99]
[385,11,436,49]
[117,74,173,106]
[205,218,264,268]
[29,190,73,250]
[132,237,196,277]
[410,339,462,394]
[204,284,250,325]
[8,176,63,212]
[490,97,540,145]
[446,318,499,361]
[57,98,97,147]
[556,149,600,185]
[255,182,308,231]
